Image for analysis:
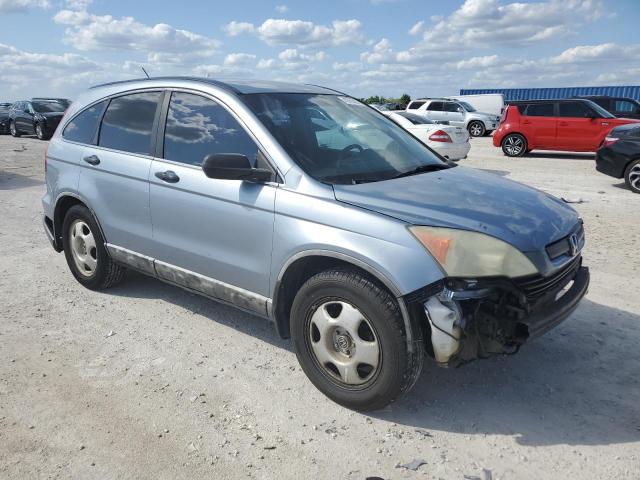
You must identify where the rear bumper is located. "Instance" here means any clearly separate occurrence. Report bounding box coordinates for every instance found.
[434,142,471,160]
[43,215,62,252]
[595,149,627,178]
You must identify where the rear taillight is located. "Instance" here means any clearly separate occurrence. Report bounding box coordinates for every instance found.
[602,136,619,147]
[429,130,452,142]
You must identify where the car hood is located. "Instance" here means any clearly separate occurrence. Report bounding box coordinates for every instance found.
[332,166,579,253]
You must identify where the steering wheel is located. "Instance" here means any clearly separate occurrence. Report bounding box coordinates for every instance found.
[339,144,364,162]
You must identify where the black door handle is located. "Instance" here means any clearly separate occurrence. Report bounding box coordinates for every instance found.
[83,155,100,166]
[155,170,180,183]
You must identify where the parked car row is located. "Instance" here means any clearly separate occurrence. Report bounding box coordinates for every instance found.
[0,98,70,140]
[405,98,501,137]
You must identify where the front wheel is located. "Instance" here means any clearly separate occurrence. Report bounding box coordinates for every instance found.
[9,121,20,137]
[502,133,527,157]
[35,123,48,140]
[468,121,485,137]
[624,158,640,194]
[62,205,126,290]
[290,269,424,411]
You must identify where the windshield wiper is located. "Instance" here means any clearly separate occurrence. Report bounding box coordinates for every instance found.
[391,164,450,180]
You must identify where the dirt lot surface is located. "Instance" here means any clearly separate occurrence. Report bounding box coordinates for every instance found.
[1,134,639,480]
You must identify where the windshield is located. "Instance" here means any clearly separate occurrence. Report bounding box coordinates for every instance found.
[584,100,615,119]
[32,101,66,113]
[396,112,434,125]
[243,93,447,185]
[459,101,476,112]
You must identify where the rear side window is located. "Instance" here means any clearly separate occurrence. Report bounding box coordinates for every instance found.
[63,101,107,145]
[558,102,591,118]
[99,91,161,155]
[427,102,443,111]
[407,101,425,110]
[163,92,259,167]
[524,103,554,116]
[614,100,639,114]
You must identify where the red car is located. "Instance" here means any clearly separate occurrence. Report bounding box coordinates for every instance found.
[493,99,640,157]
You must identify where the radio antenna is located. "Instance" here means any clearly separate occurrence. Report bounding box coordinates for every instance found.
[141,66,150,79]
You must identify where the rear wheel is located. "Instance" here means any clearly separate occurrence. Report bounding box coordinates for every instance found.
[10,121,20,137]
[624,158,640,194]
[290,269,423,411]
[62,205,126,290]
[502,133,527,157]
[468,121,485,137]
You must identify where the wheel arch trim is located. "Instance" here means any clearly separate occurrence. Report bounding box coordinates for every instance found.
[53,191,109,250]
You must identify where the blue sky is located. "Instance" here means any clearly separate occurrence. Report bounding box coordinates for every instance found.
[1,0,639,101]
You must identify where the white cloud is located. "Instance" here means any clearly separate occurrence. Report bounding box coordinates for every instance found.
[408,21,424,36]
[65,0,91,10]
[275,4,288,13]
[225,18,365,47]
[550,43,640,64]
[223,52,256,66]
[54,10,221,63]
[224,21,255,36]
[0,0,49,13]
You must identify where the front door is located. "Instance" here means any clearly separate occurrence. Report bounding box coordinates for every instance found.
[556,101,604,151]
[424,101,445,122]
[148,91,276,312]
[443,102,465,126]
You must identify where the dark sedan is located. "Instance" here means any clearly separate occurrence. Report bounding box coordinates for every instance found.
[596,123,640,193]
[9,100,66,140]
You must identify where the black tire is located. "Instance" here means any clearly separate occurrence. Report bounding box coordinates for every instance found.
[62,205,126,290]
[9,121,20,137]
[624,158,640,194]
[35,122,49,140]
[290,269,424,411]
[467,120,485,137]
[501,133,527,157]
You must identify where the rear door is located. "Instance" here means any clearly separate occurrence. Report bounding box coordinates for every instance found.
[148,91,276,309]
[78,90,162,262]
[520,103,557,148]
[556,101,603,151]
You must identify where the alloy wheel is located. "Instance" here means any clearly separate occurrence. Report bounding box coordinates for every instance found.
[469,122,484,137]
[69,220,98,277]
[308,300,380,386]
[504,136,524,156]
[10,122,16,136]
[629,163,640,191]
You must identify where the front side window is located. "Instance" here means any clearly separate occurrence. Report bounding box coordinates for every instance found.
[426,102,443,111]
[99,91,161,155]
[458,101,476,112]
[444,102,463,113]
[63,101,108,145]
[525,103,554,117]
[243,93,447,185]
[163,92,259,167]
[558,101,592,118]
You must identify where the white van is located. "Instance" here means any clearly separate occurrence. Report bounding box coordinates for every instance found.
[446,94,505,116]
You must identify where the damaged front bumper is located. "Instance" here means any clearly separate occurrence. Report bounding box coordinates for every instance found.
[406,256,589,367]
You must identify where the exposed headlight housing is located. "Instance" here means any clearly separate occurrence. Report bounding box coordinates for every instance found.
[409,226,538,278]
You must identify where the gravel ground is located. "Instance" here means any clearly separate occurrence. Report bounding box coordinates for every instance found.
[1,134,639,480]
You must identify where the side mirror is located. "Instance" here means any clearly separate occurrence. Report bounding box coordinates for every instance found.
[201,153,273,182]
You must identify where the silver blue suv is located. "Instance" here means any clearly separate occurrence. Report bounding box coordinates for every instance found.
[43,77,589,410]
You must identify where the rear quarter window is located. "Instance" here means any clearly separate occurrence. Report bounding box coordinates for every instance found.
[63,100,108,145]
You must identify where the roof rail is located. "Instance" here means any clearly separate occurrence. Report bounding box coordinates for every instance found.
[89,76,241,94]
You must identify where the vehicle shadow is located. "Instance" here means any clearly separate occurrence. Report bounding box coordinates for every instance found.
[108,271,292,352]
[526,152,595,161]
[0,169,43,190]
[107,273,640,447]
[375,299,640,447]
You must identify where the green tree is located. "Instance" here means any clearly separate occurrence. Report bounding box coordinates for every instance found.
[399,93,411,106]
